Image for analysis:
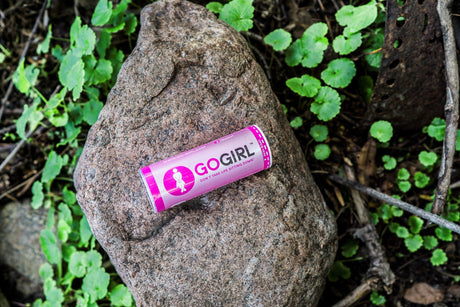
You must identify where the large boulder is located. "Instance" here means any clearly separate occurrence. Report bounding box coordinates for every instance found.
[74,0,337,305]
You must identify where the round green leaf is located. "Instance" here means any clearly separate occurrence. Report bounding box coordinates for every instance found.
[426,117,446,141]
[335,1,378,33]
[332,32,362,55]
[435,227,452,241]
[85,250,103,270]
[206,2,224,13]
[382,155,397,170]
[219,0,254,32]
[92,0,113,26]
[110,284,133,307]
[69,251,87,278]
[397,168,410,180]
[370,120,393,143]
[418,151,438,167]
[423,235,438,250]
[311,86,341,121]
[40,228,61,265]
[83,100,104,125]
[286,74,321,97]
[431,248,448,266]
[414,171,430,188]
[264,29,292,51]
[314,144,331,160]
[321,58,356,88]
[405,235,423,252]
[398,180,411,193]
[290,116,303,129]
[82,267,110,303]
[396,226,410,238]
[408,216,424,234]
[310,124,328,142]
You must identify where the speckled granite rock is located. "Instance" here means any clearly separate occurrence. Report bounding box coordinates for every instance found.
[74,0,337,305]
[0,199,47,300]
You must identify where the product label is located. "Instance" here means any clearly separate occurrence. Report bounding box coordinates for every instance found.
[139,125,272,213]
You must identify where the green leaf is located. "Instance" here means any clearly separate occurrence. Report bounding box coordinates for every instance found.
[96,29,112,58]
[382,155,397,170]
[328,261,351,282]
[431,248,448,266]
[341,239,359,258]
[62,244,77,262]
[42,151,64,183]
[69,251,87,277]
[13,59,32,94]
[124,13,138,35]
[220,0,254,32]
[310,124,328,142]
[82,267,110,303]
[72,18,96,55]
[423,235,438,250]
[314,144,331,160]
[37,25,52,54]
[370,291,386,306]
[332,32,362,55]
[435,227,452,241]
[44,282,64,304]
[311,86,341,121]
[335,0,378,33]
[357,75,374,103]
[80,215,93,247]
[286,74,321,97]
[405,234,423,252]
[391,206,403,217]
[57,219,71,243]
[40,228,61,265]
[418,151,438,167]
[321,58,356,88]
[290,116,303,129]
[396,225,410,238]
[264,29,292,51]
[389,222,400,233]
[85,250,102,270]
[370,120,393,143]
[39,263,54,282]
[92,0,113,26]
[83,99,104,125]
[31,181,44,209]
[398,180,411,193]
[48,111,69,128]
[58,50,84,100]
[110,284,133,307]
[414,171,430,188]
[397,168,410,180]
[304,22,329,50]
[206,2,224,13]
[408,216,423,234]
[89,58,113,85]
[426,117,446,141]
[16,99,44,139]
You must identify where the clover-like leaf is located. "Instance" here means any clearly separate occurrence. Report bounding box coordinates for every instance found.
[336,0,378,33]
[311,86,341,121]
[370,120,393,143]
[321,58,356,88]
[264,29,292,51]
[220,0,254,32]
[431,248,448,266]
[333,32,362,55]
[418,151,438,167]
[310,124,328,142]
[405,234,423,252]
[286,74,321,97]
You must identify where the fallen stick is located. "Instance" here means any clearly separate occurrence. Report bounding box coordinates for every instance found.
[432,0,459,215]
[329,174,460,235]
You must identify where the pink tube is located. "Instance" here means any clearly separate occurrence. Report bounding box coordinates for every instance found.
[139,125,272,213]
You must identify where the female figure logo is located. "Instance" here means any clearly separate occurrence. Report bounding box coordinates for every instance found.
[172,168,186,193]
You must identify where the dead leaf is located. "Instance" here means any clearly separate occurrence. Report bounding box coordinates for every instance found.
[404,282,444,305]
[356,138,376,186]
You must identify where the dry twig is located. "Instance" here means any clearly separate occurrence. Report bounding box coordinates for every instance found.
[432,0,459,215]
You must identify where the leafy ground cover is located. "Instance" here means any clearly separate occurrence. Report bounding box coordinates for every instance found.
[1,0,460,306]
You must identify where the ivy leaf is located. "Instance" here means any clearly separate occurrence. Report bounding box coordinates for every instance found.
[335,0,378,33]
[42,151,64,183]
[110,284,133,307]
[418,151,438,167]
[83,99,104,125]
[370,120,393,143]
[321,58,356,88]
[59,50,84,100]
[431,248,448,266]
[314,144,331,160]
[405,234,423,252]
[82,267,110,303]
[206,2,224,13]
[310,124,328,142]
[333,32,362,55]
[408,216,423,234]
[264,29,292,51]
[220,0,254,32]
[435,227,452,241]
[37,25,52,55]
[311,86,341,121]
[31,181,44,209]
[423,235,438,250]
[40,228,61,265]
[286,74,321,97]
[92,0,113,26]
[69,251,87,277]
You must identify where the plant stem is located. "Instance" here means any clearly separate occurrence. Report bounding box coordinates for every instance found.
[329,174,460,235]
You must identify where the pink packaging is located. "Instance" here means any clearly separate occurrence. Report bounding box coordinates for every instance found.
[139,125,272,213]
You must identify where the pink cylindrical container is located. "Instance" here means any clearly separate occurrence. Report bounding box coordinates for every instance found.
[139,125,272,213]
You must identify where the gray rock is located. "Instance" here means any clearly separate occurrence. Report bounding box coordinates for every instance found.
[0,199,47,299]
[74,0,337,305]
